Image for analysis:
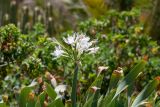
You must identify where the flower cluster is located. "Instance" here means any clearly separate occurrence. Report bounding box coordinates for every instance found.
[51,32,99,59]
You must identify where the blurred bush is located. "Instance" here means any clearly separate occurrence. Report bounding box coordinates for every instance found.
[78,9,160,90]
[0,0,89,36]
[0,4,160,106]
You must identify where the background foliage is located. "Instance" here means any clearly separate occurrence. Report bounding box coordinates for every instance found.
[0,0,160,106]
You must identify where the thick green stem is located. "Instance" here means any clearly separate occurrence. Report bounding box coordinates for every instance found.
[71,62,79,107]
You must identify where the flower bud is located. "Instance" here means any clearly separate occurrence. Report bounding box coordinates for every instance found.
[37,76,43,84]
[51,77,57,88]
[45,71,53,80]
[2,95,8,102]
[44,101,48,107]
[90,86,100,93]
[28,92,35,100]
[98,66,109,75]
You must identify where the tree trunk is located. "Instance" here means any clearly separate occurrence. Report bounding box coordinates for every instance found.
[105,0,133,11]
[0,0,10,26]
[149,0,160,44]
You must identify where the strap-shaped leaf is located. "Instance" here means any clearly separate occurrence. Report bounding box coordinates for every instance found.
[35,92,46,107]
[155,100,160,107]
[108,71,123,92]
[131,78,160,107]
[127,82,134,106]
[48,98,64,107]
[97,95,104,107]
[26,99,36,107]
[0,103,8,107]
[83,94,94,107]
[91,89,100,107]
[85,75,104,101]
[112,61,146,100]
[19,87,32,107]
[44,82,57,100]
[102,89,116,107]
[35,100,41,107]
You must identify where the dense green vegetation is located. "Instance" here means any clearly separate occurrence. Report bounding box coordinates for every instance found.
[0,0,160,107]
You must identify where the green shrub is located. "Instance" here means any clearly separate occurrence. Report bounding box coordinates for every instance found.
[0,24,20,62]
[78,9,160,89]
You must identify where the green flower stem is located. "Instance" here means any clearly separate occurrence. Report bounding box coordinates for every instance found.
[71,61,79,107]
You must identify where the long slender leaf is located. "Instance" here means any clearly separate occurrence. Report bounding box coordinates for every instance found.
[108,71,123,92]
[102,89,116,107]
[35,92,46,107]
[26,99,36,107]
[35,100,41,107]
[97,95,104,107]
[131,78,160,107]
[85,75,104,101]
[155,100,160,107]
[0,103,8,107]
[47,98,64,107]
[83,94,94,107]
[112,61,146,101]
[127,82,134,107]
[44,82,57,100]
[91,90,100,107]
[19,87,32,107]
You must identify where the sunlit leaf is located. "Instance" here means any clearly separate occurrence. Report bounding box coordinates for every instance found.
[131,78,160,107]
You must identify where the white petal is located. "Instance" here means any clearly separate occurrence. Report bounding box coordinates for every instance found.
[63,34,76,45]
[88,47,99,54]
[51,46,64,58]
[55,85,67,94]
[51,78,57,88]
[28,79,38,87]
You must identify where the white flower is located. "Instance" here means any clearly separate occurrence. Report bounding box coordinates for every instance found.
[98,66,109,75]
[51,77,57,88]
[98,66,109,72]
[88,47,99,54]
[28,79,38,87]
[63,32,99,55]
[51,46,64,58]
[55,85,67,99]
[77,36,91,50]
[90,86,101,93]
[52,32,99,59]
[63,34,76,45]
[117,67,123,74]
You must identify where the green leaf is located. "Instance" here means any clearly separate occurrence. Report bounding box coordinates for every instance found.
[85,75,104,101]
[97,95,104,107]
[35,92,46,107]
[65,101,72,107]
[127,82,134,106]
[102,89,116,107]
[35,100,41,107]
[155,100,160,107]
[44,82,57,100]
[19,87,32,107]
[83,94,94,107]
[0,103,8,107]
[131,78,160,107]
[108,71,123,92]
[112,61,146,100]
[91,90,100,107]
[47,98,64,107]
[26,99,36,107]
